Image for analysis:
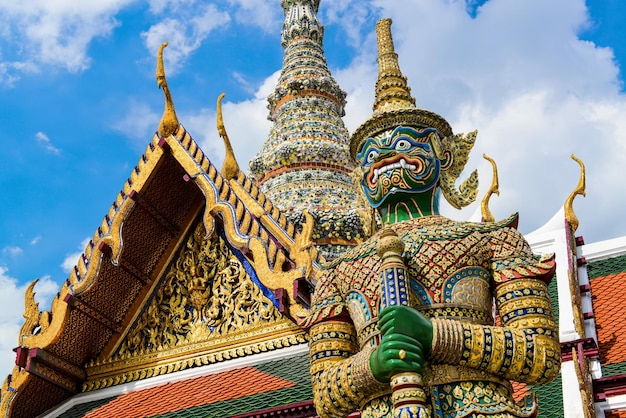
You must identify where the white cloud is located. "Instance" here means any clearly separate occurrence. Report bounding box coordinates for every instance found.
[0,0,136,83]
[0,267,59,381]
[60,237,91,274]
[142,3,231,73]
[34,131,61,155]
[319,0,626,242]
[30,236,41,246]
[0,59,38,87]
[320,0,378,48]
[147,0,196,15]
[1,246,23,257]
[112,99,161,146]
[226,0,281,32]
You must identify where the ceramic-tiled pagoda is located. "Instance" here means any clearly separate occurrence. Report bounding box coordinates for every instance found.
[2,1,626,417]
[249,0,370,261]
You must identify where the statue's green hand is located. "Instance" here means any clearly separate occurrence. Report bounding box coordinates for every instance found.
[378,305,433,354]
[370,333,424,383]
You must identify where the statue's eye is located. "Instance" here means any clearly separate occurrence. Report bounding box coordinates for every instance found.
[395,139,412,151]
[366,149,379,163]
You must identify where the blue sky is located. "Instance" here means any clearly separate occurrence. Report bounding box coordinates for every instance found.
[1,0,626,377]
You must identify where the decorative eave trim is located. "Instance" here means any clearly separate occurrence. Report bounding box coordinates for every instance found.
[83,321,308,391]
[561,338,599,361]
[594,373,626,402]
[230,400,316,418]
[20,135,166,351]
[1,135,169,417]
[2,123,321,416]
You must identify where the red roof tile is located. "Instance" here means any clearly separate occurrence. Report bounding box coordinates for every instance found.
[84,366,296,418]
[592,272,626,365]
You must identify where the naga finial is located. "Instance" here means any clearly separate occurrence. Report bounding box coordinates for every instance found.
[156,41,179,138]
[481,154,500,222]
[217,93,240,180]
[565,154,586,232]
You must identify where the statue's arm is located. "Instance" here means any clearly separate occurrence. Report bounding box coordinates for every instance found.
[309,319,386,417]
[431,227,560,385]
[304,268,387,417]
[430,277,560,384]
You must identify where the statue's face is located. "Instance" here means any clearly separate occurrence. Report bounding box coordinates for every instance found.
[357,126,441,207]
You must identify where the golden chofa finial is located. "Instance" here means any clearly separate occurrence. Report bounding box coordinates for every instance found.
[156,41,179,138]
[565,154,586,232]
[373,18,416,114]
[217,93,240,180]
[481,154,500,222]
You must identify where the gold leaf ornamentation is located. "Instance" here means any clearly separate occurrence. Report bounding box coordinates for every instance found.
[117,221,282,356]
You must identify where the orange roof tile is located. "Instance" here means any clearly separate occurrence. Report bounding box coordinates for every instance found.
[511,381,530,403]
[606,410,626,418]
[84,366,296,418]
[592,272,626,365]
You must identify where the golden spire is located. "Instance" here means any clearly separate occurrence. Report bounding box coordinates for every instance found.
[373,18,416,114]
[350,18,452,161]
[217,93,240,180]
[156,41,179,138]
[565,154,586,232]
[481,154,500,222]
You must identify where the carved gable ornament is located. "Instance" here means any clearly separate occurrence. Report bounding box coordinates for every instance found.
[83,216,307,391]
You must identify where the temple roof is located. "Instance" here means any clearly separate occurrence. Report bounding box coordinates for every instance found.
[0,120,319,417]
[47,350,313,418]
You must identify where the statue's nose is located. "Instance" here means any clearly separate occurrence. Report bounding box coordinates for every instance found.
[375,149,397,163]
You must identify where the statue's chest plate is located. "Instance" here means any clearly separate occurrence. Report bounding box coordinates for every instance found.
[402,227,492,306]
[339,219,496,345]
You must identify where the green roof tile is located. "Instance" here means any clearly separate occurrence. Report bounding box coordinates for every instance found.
[531,372,563,417]
[588,254,626,280]
[548,275,559,326]
[603,361,626,377]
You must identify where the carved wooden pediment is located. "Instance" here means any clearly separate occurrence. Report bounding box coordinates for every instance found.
[83,215,307,391]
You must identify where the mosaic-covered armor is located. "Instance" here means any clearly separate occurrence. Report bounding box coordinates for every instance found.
[303,17,560,418]
[304,215,559,417]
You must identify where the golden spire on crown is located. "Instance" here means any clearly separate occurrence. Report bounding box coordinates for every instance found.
[350,19,453,161]
[373,18,416,114]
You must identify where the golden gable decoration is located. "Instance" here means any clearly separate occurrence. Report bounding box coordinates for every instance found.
[82,217,306,391]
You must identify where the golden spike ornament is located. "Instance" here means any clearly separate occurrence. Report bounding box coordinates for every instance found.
[217,93,241,180]
[156,41,179,138]
[564,154,586,232]
[377,228,430,418]
[481,154,500,222]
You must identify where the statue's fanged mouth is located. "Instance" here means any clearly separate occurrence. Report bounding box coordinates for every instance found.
[368,156,422,186]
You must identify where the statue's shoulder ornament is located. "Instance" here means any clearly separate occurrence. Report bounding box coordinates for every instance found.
[483,213,556,285]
